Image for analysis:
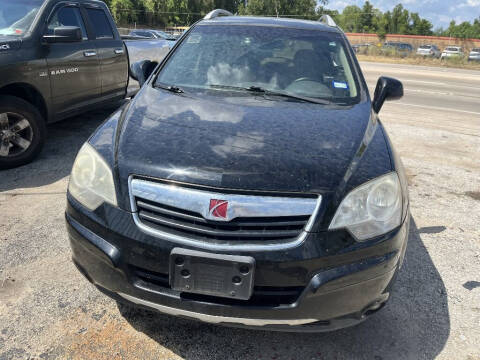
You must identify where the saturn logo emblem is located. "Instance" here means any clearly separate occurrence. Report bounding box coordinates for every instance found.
[209,199,228,219]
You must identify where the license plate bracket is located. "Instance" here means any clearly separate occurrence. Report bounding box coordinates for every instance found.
[170,248,255,300]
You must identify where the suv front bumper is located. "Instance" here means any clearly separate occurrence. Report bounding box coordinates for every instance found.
[66,196,409,332]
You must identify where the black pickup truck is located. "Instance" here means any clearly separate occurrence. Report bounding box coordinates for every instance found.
[0,0,171,169]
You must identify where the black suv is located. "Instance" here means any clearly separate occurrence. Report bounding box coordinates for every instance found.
[66,11,409,332]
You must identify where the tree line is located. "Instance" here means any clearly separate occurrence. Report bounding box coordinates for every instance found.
[328,2,480,40]
[103,0,480,40]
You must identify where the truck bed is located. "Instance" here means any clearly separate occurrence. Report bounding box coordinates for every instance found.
[124,38,174,96]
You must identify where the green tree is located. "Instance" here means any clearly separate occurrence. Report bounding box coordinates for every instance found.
[409,13,432,35]
[375,11,391,40]
[110,0,137,26]
[359,1,375,33]
[238,0,317,18]
[390,4,409,34]
[101,0,478,39]
[337,5,362,32]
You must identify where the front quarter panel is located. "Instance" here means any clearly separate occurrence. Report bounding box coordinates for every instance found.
[315,116,394,231]
[87,101,131,200]
[0,41,51,113]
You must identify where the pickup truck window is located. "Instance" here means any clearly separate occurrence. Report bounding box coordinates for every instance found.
[85,8,113,39]
[0,0,44,37]
[47,7,87,40]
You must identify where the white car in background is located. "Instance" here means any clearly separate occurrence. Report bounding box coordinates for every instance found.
[441,46,464,60]
[468,48,480,62]
[416,44,441,58]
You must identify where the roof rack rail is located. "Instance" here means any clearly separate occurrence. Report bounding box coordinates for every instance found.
[318,15,340,28]
[204,9,234,20]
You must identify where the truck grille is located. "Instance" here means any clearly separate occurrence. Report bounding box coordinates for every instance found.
[129,177,320,245]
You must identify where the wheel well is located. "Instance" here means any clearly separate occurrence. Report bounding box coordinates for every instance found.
[0,83,48,121]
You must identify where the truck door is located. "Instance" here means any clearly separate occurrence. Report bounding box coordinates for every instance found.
[45,4,101,118]
[83,6,128,101]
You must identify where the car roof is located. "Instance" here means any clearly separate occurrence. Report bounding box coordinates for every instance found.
[199,16,341,33]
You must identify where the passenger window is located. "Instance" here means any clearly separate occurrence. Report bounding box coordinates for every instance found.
[85,8,114,39]
[47,7,88,40]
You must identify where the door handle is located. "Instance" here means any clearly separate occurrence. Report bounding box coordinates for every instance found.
[83,51,97,57]
[114,48,124,54]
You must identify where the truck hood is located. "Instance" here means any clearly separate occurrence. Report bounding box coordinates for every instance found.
[115,86,381,197]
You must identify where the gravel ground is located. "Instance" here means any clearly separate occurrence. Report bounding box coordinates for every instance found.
[0,63,479,360]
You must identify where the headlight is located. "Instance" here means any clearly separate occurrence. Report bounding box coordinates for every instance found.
[68,143,117,210]
[329,172,402,241]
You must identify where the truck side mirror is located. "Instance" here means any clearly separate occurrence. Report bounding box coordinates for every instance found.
[130,60,158,87]
[43,26,82,43]
[372,76,403,113]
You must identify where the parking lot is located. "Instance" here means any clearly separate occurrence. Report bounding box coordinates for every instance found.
[1,62,479,359]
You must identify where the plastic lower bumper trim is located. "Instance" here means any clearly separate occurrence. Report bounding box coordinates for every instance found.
[118,292,317,326]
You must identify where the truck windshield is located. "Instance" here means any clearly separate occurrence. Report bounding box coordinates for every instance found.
[0,0,44,37]
[156,25,360,104]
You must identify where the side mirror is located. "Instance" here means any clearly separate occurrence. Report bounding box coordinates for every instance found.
[129,60,158,87]
[43,26,82,43]
[372,76,403,113]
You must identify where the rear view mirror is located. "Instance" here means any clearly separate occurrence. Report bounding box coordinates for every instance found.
[372,77,403,113]
[130,60,158,87]
[43,26,82,43]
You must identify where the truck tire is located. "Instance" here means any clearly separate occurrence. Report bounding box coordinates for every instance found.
[0,96,46,170]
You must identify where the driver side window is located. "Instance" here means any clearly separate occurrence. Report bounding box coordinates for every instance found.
[47,7,88,40]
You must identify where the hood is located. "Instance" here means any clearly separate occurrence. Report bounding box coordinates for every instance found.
[115,86,384,197]
[0,37,22,52]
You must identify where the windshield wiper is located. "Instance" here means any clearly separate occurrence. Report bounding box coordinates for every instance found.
[208,84,331,105]
[249,86,332,105]
[208,84,250,91]
[155,83,184,94]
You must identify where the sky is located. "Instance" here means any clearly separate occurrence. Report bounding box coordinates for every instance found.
[325,0,480,28]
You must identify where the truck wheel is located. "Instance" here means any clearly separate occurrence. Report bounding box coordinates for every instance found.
[0,96,46,169]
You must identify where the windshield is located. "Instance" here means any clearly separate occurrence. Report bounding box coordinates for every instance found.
[446,47,460,52]
[156,25,359,104]
[419,45,432,49]
[0,0,44,37]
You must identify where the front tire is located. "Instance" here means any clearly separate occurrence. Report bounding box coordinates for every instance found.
[0,96,46,169]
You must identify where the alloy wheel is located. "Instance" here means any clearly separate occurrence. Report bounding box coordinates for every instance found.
[0,112,33,157]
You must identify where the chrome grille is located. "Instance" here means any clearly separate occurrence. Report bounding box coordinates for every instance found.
[137,198,310,240]
[129,177,321,250]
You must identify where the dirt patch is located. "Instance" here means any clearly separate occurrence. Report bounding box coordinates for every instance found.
[67,320,151,360]
[0,276,28,312]
[40,308,180,360]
